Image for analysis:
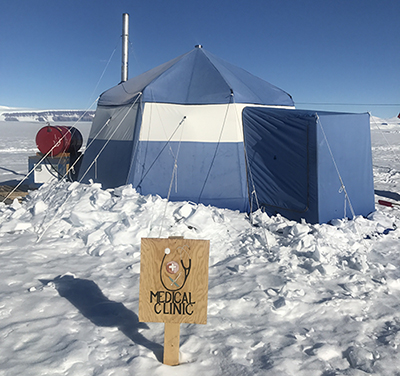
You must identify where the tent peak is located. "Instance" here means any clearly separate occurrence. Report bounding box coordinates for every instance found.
[98,46,295,107]
[195,44,203,49]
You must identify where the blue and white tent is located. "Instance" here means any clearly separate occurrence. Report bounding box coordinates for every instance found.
[79,46,375,223]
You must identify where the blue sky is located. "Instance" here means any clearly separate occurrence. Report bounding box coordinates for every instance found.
[1,0,399,118]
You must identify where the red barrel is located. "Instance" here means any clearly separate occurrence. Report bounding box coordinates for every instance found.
[36,126,83,157]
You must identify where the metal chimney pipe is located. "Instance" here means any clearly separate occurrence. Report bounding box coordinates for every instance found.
[121,13,129,83]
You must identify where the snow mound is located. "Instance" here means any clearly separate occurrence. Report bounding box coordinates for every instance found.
[1,180,400,375]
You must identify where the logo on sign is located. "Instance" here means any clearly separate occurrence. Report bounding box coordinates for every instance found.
[160,245,191,292]
[147,244,196,316]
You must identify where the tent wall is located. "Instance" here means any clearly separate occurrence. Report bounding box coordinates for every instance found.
[129,102,249,211]
[78,103,140,188]
[132,141,248,210]
[316,113,374,223]
[242,108,374,224]
[242,108,319,223]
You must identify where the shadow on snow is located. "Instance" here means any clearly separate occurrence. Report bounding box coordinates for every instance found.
[40,275,163,362]
[375,189,400,202]
[0,167,25,177]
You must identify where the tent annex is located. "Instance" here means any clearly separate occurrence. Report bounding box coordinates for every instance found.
[242,107,374,223]
[79,46,375,224]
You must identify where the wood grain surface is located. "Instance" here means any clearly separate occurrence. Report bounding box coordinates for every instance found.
[139,238,210,324]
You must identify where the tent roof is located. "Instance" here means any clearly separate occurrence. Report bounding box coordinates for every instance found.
[98,46,294,107]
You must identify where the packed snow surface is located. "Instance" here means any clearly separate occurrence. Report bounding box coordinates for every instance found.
[1,117,400,375]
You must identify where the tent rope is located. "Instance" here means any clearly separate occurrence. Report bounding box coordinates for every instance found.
[61,114,112,182]
[232,102,260,218]
[233,102,269,252]
[140,96,185,183]
[37,43,121,187]
[369,112,400,165]
[197,92,233,202]
[316,115,356,219]
[0,99,99,204]
[30,40,118,191]
[159,117,186,237]
[34,108,111,213]
[125,98,146,186]
[86,44,118,108]
[244,160,267,253]
[243,141,261,217]
[78,94,142,183]
[135,116,187,188]
[31,41,121,238]
[36,100,139,242]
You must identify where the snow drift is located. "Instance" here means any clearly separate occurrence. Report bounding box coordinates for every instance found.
[1,176,400,375]
[1,118,400,375]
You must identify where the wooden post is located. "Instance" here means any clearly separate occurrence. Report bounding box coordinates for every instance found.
[163,322,180,365]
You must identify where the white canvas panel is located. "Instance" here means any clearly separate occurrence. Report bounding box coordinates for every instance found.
[139,103,243,143]
[140,103,294,143]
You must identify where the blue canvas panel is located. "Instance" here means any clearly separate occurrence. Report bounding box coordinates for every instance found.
[203,50,294,106]
[316,113,375,223]
[130,141,249,211]
[98,54,186,106]
[78,104,140,188]
[242,107,318,222]
[86,104,139,142]
[143,49,232,104]
[242,107,374,223]
[98,47,294,107]
[79,139,135,188]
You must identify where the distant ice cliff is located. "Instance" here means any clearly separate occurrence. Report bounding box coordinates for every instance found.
[0,110,95,122]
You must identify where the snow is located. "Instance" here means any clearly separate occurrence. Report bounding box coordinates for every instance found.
[1,117,400,375]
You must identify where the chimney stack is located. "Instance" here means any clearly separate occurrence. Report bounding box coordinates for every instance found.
[121,13,129,83]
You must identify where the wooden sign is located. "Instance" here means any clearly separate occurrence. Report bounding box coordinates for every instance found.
[139,237,210,365]
[139,237,209,324]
